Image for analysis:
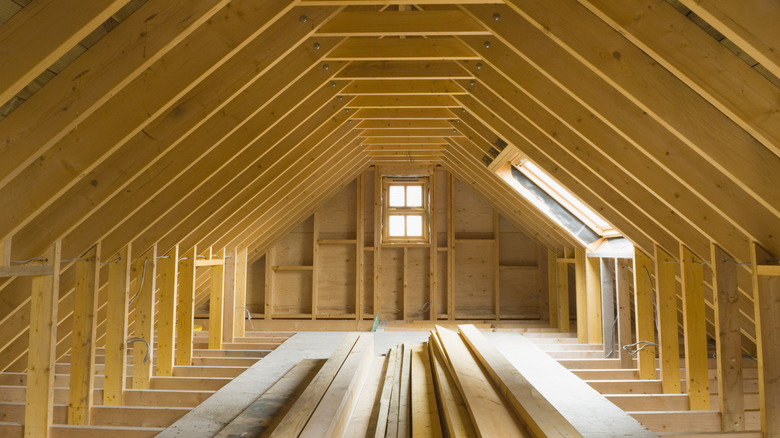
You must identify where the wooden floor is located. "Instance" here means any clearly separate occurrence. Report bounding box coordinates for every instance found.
[0,331,291,437]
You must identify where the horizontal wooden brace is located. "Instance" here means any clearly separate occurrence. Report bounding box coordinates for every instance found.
[0,265,54,277]
[757,265,780,276]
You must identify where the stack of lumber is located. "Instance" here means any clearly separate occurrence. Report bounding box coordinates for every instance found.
[215,326,587,437]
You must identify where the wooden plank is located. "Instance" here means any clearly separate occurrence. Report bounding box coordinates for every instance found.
[575,249,588,343]
[429,171,437,320]
[557,256,570,333]
[398,342,412,437]
[410,343,443,438]
[448,174,455,321]
[428,335,476,437]
[24,241,61,438]
[493,212,500,320]
[711,243,745,430]
[103,246,130,406]
[548,249,558,328]
[265,247,274,321]
[0,265,54,277]
[633,248,657,379]
[68,244,100,425]
[156,246,179,377]
[214,359,323,437]
[586,255,602,344]
[655,245,681,394]
[458,325,581,437]
[371,346,398,438]
[317,10,487,36]
[615,258,633,369]
[751,241,780,436]
[0,0,125,107]
[385,342,404,438]
[234,247,248,337]
[357,174,364,321]
[222,248,236,343]
[300,335,374,437]
[270,333,360,437]
[132,246,156,390]
[681,245,710,410]
[176,246,196,366]
[600,258,615,357]
[434,326,529,437]
[209,249,225,349]
[326,37,479,60]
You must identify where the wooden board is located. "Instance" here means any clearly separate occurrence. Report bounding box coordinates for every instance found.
[453,178,494,238]
[380,248,404,320]
[406,248,431,321]
[454,239,494,319]
[273,271,313,316]
[317,180,357,240]
[428,335,476,437]
[317,244,356,316]
[410,343,443,438]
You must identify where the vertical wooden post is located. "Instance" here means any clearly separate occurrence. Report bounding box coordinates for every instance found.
[222,247,236,343]
[176,245,196,366]
[633,248,657,380]
[104,245,130,406]
[356,173,365,321]
[680,244,710,410]
[156,245,178,377]
[312,213,319,320]
[575,249,588,343]
[403,247,408,321]
[68,244,101,425]
[711,243,744,430]
[655,245,681,394]
[493,211,500,320]
[265,247,273,320]
[548,249,558,328]
[132,245,156,389]
[751,242,780,436]
[586,254,602,344]
[374,168,382,320]
[234,246,247,337]
[209,249,225,349]
[24,241,61,438]
[0,237,11,266]
[600,258,615,357]
[447,173,455,321]
[616,258,634,369]
[557,257,570,333]
[428,171,436,320]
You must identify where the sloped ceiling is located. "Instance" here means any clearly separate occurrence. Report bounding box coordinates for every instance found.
[0,0,778,368]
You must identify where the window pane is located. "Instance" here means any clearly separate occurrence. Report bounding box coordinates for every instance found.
[388,215,405,236]
[406,215,423,237]
[388,185,405,207]
[406,185,422,207]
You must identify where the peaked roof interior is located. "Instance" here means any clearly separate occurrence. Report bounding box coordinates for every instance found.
[0,0,778,368]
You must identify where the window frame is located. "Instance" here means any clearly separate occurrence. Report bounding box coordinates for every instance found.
[381,176,430,244]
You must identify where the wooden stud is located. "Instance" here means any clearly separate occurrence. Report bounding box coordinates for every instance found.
[493,211,500,320]
[557,256,570,333]
[548,249,558,328]
[312,213,319,320]
[680,244,710,410]
[0,237,11,267]
[176,246,196,366]
[615,258,633,369]
[575,249,588,343]
[222,247,237,343]
[711,243,744,430]
[156,245,179,377]
[751,241,780,436]
[410,343,443,438]
[585,255,603,344]
[234,247,248,336]
[398,342,412,436]
[654,245,681,394]
[373,167,382,320]
[599,258,615,357]
[447,173,455,321]
[68,243,101,425]
[132,245,156,390]
[429,170,437,321]
[24,241,61,438]
[356,174,364,321]
[265,246,274,321]
[209,248,225,349]
[103,245,130,406]
[633,248,657,380]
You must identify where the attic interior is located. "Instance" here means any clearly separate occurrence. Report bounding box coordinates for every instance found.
[0,0,779,436]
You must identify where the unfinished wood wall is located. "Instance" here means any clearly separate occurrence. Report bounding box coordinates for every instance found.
[244,166,549,322]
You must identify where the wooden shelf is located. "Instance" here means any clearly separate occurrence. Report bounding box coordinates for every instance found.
[273,265,313,271]
[318,239,357,245]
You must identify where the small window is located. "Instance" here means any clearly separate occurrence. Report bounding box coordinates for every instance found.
[382,177,429,243]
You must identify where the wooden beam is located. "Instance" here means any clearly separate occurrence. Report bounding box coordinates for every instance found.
[68,244,101,425]
[351,95,460,108]
[156,245,179,377]
[548,249,558,329]
[428,335,476,437]
[24,241,61,438]
[176,246,196,366]
[209,249,225,349]
[234,247,247,337]
[681,245,710,410]
[317,10,488,36]
[711,243,745,430]
[578,0,780,155]
[585,254,602,344]
[356,174,365,321]
[599,258,614,356]
[103,245,130,406]
[575,249,588,343]
[751,241,780,436]
[342,79,467,95]
[410,343,443,438]
[557,256,570,333]
[222,248,236,343]
[132,246,156,390]
[615,258,633,369]
[654,245,681,394]
[0,0,126,108]
[632,248,657,380]
[327,37,479,61]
